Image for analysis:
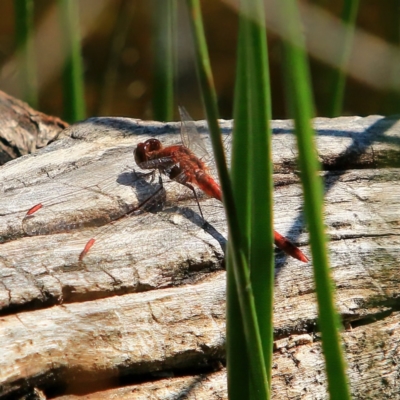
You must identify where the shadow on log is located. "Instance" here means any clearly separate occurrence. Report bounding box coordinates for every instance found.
[1,93,400,398]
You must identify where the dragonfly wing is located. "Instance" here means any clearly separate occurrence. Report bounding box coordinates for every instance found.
[178,106,209,160]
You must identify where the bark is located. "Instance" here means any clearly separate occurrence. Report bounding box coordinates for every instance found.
[1,109,400,399]
[0,90,67,165]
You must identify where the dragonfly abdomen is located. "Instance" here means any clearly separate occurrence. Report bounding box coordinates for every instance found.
[195,171,222,202]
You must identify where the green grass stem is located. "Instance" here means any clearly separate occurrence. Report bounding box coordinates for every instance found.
[328,0,359,116]
[58,0,86,122]
[14,0,37,108]
[186,0,269,397]
[280,1,351,399]
[245,2,274,388]
[226,4,252,399]
[152,0,176,121]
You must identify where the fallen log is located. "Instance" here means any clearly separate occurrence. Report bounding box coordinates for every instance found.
[1,109,400,398]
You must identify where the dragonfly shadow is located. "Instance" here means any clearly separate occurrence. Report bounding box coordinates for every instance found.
[201,219,227,254]
[116,170,166,213]
[162,205,227,254]
[117,170,226,252]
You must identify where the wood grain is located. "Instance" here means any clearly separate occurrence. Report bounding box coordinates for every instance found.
[1,114,400,398]
[0,90,67,165]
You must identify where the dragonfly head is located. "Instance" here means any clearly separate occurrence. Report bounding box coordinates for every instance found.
[134,139,163,165]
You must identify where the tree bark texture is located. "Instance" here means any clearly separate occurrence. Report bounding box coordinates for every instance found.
[1,108,400,398]
[0,90,67,166]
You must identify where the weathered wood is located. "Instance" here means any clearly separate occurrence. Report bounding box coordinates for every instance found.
[0,272,226,398]
[0,90,68,165]
[56,370,228,400]
[1,113,400,398]
[53,312,400,399]
[2,273,400,399]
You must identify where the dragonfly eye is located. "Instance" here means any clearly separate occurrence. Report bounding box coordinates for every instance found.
[134,139,163,165]
[134,143,147,164]
[144,139,162,152]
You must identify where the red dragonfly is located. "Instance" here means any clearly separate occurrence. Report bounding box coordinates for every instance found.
[134,107,308,263]
[24,107,308,263]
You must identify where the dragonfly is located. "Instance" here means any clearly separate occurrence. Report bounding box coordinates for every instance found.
[23,107,308,263]
[134,106,308,263]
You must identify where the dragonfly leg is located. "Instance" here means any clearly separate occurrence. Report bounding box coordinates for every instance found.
[129,178,165,216]
[132,169,157,183]
[167,166,205,221]
[180,182,205,221]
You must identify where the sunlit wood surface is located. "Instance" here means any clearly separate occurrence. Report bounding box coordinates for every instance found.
[1,110,400,399]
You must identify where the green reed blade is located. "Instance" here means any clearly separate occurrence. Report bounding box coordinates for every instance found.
[186,0,269,397]
[14,0,37,108]
[58,0,86,122]
[152,0,176,121]
[280,1,351,399]
[328,0,360,117]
